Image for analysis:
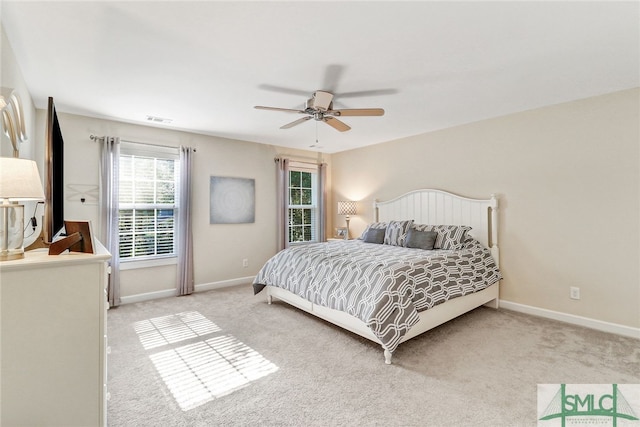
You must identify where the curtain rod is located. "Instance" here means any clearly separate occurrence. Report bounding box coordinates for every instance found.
[274,156,324,166]
[90,135,196,152]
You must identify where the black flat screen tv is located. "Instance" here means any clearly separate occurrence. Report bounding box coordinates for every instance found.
[45,97,64,243]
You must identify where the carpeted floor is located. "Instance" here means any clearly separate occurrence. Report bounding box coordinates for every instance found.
[106,284,639,427]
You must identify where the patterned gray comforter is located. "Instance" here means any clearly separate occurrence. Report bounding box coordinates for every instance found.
[253,238,501,353]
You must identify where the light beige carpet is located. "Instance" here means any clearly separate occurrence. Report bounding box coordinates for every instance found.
[106,284,639,426]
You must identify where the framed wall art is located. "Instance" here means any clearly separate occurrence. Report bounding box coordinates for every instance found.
[209,176,255,224]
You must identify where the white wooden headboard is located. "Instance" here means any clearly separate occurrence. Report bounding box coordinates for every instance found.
[374,189,499,265]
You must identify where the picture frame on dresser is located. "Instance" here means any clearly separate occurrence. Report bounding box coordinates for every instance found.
[64,220,95,253]
[48,220,96,255]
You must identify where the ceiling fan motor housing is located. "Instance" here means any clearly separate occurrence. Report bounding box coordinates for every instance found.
[312,90,334,111]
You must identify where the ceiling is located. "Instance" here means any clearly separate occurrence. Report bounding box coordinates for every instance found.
[2,1,638,154]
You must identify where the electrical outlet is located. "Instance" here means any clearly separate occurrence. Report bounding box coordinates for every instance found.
[570,286,580,300]
[242,259,249,268]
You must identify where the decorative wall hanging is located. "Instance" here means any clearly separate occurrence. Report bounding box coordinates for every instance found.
[0,89,28,157]
[209,176,255,224]
[66,184,99,205]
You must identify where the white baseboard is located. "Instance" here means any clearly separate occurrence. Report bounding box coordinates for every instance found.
[195,276,255,292]
[120,288,177,305]
[119,276,255,305]
[499,300,640,340]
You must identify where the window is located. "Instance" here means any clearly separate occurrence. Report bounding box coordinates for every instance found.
[288,164,319,244]
[118,142,179,261]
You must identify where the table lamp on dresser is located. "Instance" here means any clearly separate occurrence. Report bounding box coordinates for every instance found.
[0,157,45,261]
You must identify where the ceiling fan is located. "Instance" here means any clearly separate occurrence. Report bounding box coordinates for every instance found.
[254,90,384,132]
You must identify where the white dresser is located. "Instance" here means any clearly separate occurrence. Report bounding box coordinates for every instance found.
[0,242,111,426]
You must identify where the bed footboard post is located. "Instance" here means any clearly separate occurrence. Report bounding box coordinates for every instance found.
[485,298,499,309]
[373,199,379,222]
[384,349,392,365]
[490,194,500,267]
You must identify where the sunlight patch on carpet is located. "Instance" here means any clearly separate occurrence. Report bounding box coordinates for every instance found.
[133,311,222,350]
[149,334,279,411]
[133,311,279,410]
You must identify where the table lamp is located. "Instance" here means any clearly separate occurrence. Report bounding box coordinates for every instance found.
[0,157,45,260]
[337,201,357,240]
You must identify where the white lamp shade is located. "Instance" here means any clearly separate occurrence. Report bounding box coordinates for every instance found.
[0,157,45,200]
[337,201,357,216]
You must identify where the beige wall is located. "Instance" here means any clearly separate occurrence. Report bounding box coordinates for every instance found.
[49,112,330,298]
[1,25,41,249]
[332,88,640,328]
[1,26,37,160]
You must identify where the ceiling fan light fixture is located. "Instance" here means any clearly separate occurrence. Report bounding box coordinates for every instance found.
[312,90,334,111]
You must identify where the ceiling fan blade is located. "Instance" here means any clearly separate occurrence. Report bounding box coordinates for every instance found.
[255,106,306,114]
[337,88,398,98]
[280,116,312,129]
[321,64,345,93]
[257,84,309,97]
[323,117,351,132]
[331,108,385,117]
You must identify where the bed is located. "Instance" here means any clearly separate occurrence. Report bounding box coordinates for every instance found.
[253,189,501,364]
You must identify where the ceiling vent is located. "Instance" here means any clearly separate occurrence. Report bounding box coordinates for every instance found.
[146,115,172,124]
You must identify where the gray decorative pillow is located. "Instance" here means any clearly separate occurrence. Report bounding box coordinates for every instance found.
[411,224,472,250]
[363,228,386,244]
[383,220,414,246]
[405,229,437,250]
[359,222,387,240]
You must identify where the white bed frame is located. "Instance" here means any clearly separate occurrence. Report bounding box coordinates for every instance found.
[266,189,500,364]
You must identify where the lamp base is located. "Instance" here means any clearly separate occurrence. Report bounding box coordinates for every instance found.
[344,217,350,240]
[0,248,24,261]
[0,203,25,262]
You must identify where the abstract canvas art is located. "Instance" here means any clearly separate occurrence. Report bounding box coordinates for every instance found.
[210,176,255,224]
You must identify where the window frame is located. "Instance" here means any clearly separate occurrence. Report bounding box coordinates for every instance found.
[287,163,319,245]
[118,142,180,266]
